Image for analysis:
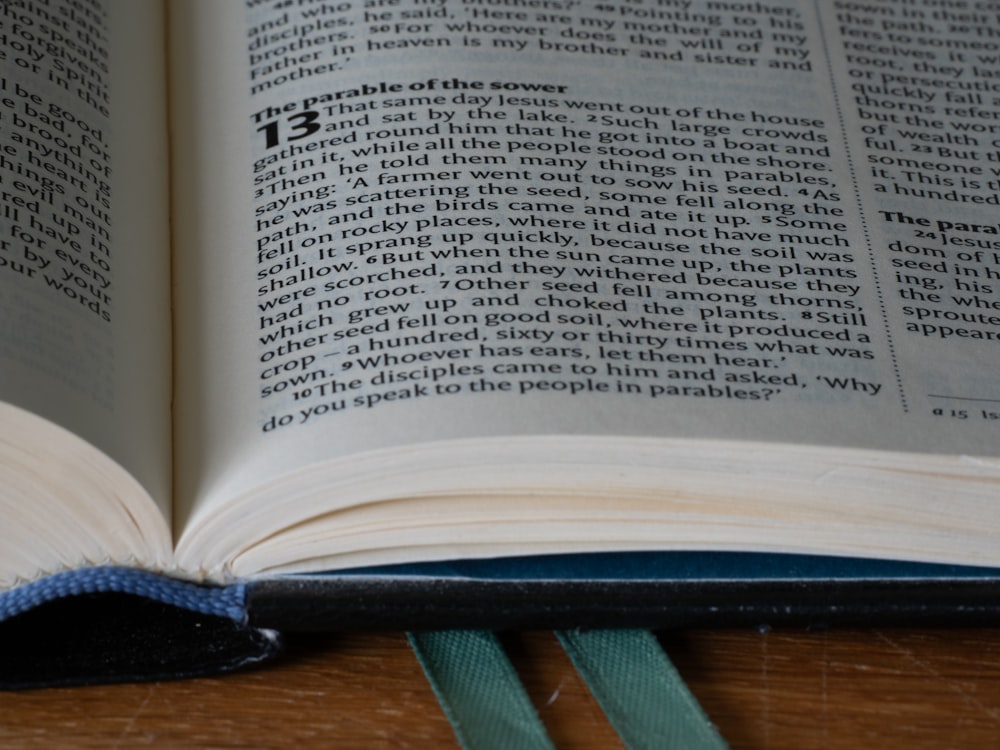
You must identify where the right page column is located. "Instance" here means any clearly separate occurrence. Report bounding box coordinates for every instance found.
[813,0,1000,438]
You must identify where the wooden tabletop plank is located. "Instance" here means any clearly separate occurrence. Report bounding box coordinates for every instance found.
[3,629,1000,748]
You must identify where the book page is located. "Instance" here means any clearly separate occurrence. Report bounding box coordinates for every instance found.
[169,0,1000,572]
[0,0,173,582]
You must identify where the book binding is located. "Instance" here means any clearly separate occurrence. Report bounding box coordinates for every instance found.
[0,567,281,690]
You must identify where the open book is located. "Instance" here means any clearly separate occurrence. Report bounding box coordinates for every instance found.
[3,0,1000,633]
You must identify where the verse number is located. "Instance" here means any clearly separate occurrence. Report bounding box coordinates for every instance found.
[257,111,321,148]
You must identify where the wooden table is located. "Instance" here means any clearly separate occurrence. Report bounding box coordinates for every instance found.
[3,628,1000,748]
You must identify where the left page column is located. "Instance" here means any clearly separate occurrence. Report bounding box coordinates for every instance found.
[0,0,174,584]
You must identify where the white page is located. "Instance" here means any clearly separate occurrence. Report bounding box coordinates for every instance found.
[168,0,1000,574]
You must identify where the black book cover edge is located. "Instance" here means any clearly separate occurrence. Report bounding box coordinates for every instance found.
[4,552,1000,689]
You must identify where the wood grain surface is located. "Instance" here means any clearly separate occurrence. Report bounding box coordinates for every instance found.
[3,628,1000,748]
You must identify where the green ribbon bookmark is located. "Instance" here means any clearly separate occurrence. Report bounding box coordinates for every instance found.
[410,629,728,750]
[556,629,729,750]
[408,631,556,750]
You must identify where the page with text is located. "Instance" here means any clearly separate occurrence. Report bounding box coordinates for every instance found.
[169,0,1000,567]
[0,0,172,511]
[0,0,174,584]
